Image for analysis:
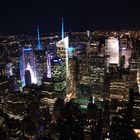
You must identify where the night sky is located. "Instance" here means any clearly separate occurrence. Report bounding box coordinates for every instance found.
[0,0,140,34]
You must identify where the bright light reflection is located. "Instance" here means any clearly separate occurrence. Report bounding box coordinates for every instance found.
[25,63,37,84]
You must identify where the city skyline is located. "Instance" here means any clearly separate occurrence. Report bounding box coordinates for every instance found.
[0,28,140,139]
[0,0,140,34]
[0,1,140,139]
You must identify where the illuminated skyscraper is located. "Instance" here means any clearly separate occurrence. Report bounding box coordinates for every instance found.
[105,37,119,65]
[20,48,37,87]
[121,49,131,68]
[35,50,46,85]
[35,25,47,85]
[56,36,71,94]
[52,57,66,93]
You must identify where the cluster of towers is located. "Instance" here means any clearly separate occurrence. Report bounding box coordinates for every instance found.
[19,19,70,95]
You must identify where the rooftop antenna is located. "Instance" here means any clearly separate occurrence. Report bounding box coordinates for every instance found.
[37,25,42,50]
[61,17,64,39]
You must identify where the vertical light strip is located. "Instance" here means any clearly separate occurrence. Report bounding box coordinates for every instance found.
[61,17,64,39]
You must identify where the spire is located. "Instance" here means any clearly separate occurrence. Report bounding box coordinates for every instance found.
[37,25,43,50]
[61,17,64,39]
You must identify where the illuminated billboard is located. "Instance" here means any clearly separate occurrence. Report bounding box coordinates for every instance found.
[105,38,119,64]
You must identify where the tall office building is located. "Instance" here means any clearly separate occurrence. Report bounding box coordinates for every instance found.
[51,56,66,93]
[89,56,106,96]
[121,49,131,68]
[110,79,129,100]
[20,48,37,87]
[105,37,119,66]
[129,58,139,72]
[35,50,46,85]
[25,70,32,85]
[56,36,73,94]
[128,56,139,91]
[35,26,47,85]
[120,37,132,68]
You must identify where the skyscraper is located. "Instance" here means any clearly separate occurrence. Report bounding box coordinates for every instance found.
[35,50,46,85]
[35,25,47,85]
[51,56,66,93]
[89,56,106,96]
[105,37,119,66]
[25,70,32,85]
[20,48,37,87]
[56,36,71,94]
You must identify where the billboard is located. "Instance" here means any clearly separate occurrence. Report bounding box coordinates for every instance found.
[105,38,119,64]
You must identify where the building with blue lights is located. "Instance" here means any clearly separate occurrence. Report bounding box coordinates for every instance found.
[35,50,47,85]
[56,36,74,95]
[35,25,47,85]
[36,25,43,50]
[61,17,64,39]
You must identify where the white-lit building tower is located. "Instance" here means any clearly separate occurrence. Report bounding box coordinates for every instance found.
[20,47,37,87]
[56,36,71,95]
[105,37,120,67]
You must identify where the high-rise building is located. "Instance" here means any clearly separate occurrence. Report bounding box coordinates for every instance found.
[127,90,140,123]
[105,37,119,66]
[89,56,106,97]
[20,48,37,87]
[35,26,47,85]
[35,50,46,85]
[56,36,71,94]
[128,54,139,92]
[129,58,139,71]
[51,56,66,94]
[25,70,32,85]
[121,49,131,68]
[110,79,129,100]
